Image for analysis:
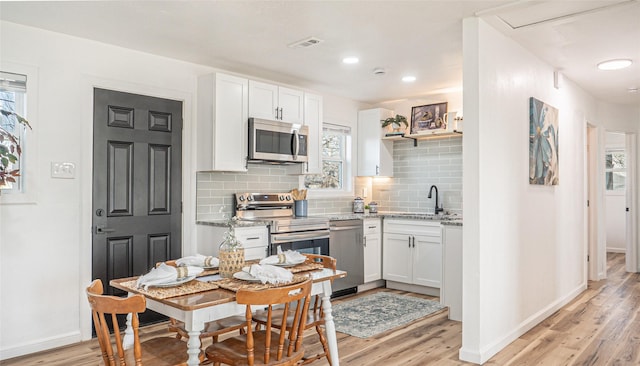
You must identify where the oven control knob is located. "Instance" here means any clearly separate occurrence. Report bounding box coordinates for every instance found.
[279,195,284,201]
[247,196,253,201]
[285,195,291,201]
[238,195,245,201]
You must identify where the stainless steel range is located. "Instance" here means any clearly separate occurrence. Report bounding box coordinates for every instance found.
[233,192,330,256]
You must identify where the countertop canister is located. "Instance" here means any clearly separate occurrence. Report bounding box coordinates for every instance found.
[353,197,364,213]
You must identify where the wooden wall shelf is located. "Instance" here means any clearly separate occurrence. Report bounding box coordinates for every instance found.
[383,131,462,146]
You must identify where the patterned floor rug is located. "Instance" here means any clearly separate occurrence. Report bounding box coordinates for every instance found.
[332,292,446,338]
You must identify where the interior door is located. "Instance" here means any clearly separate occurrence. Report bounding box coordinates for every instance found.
[92,88,182,304]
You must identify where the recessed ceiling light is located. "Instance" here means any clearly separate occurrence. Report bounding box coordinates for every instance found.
[342,57,359,64]
[597,59,632,70]
[402,76,416,82]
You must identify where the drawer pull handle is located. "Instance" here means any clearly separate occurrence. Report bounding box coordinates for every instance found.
[245,237,260,240]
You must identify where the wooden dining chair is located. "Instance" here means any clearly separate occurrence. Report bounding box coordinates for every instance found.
[205,278,312,366]
[86,279,203,366]
[253,254,336,365]
[158,260,247,345]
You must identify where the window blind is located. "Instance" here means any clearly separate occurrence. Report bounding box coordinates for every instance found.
[0,71,27,93]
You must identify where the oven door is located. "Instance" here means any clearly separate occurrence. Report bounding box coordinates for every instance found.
[249,118,308,162]
[270,230,329,256]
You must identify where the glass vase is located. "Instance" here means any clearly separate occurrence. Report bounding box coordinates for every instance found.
[218,240,245,278]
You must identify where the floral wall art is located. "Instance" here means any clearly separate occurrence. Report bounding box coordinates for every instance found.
[529,97,559,185]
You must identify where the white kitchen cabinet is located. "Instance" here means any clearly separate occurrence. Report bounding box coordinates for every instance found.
[383,219,442,288]
[248,80,303,124]
[300,92,323,174]
[442,224,462,321]
[196,73,248,172]
[197,224,269,261]
[357,108,394,176]
[363,218,382,283]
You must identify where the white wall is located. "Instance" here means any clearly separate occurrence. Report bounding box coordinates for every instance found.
[461,17,594,364]
[0,21,363,360]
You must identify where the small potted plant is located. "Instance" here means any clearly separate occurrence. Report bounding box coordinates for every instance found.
[381,114,408,133]
[0,109,31,188]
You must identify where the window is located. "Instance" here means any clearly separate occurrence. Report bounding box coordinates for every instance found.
[605,149,626,191]
[304,123,351,192]
[0,71,28,193]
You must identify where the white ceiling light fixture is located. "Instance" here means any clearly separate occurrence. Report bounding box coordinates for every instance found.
[342,57,359,64]
[597,59,632,70]
[372,67,386,75]
[402,75,416,82]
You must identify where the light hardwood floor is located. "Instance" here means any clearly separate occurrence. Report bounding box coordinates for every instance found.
[3,253,638,366]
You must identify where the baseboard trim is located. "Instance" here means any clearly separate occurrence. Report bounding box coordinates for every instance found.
[357,279,385,293]
[386,280,440,297]
[458,282,586,365]
[0,331,82,361]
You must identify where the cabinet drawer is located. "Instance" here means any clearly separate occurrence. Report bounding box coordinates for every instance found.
[384,219,441,237]
[244,246,268,261]
[363,218,381,235]
[234,226,268,249]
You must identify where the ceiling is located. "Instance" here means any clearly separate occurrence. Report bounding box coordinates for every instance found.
[1,1,638,106]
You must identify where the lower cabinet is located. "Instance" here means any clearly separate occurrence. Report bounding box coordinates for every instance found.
[363,218,382,283]
[196,224,269,261]
[383,219,442,288]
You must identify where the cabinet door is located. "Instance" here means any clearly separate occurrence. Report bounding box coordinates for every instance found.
[248,80,278,120]
[363,218,381,282]
[357,108,394,176]
[364,233,382,282]
[278,86,304,124]
[382,232,412,283]
[412,235,442,288]
[213,74,249,172]
[302,92,323,174]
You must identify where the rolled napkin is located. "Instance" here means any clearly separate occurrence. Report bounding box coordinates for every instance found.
[136,263,203,290]
[247,264,293,285]
[175,254,219,268]
[260,248,306,266]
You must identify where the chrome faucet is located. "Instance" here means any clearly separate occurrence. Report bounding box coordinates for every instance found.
[428,185,444,214]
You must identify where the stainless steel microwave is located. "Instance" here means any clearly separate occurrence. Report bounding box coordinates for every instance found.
[248,118,309,163]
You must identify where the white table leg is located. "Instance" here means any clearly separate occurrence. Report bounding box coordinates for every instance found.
[122,297,135,350]
[185,317,204,366]
[321,281,340,366]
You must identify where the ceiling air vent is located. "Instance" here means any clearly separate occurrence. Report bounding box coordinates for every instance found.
[288,37,324,49]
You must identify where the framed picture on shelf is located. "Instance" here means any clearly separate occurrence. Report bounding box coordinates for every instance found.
[410,102,448,134]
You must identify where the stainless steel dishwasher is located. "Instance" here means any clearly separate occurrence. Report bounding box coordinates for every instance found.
[329,219,363,297]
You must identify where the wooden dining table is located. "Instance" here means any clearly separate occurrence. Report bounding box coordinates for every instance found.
[110,264,346,366]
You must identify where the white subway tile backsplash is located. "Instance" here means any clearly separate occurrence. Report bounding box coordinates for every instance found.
[370,137,462,214]
[196,136,463,220]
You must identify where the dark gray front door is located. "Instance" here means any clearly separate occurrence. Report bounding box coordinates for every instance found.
[92,88,182,300]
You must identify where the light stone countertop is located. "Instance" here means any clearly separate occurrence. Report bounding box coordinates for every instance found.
[196,219,269,228]
[319,212,463,226]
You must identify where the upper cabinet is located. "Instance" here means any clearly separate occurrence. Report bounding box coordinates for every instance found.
[357,108,394,177]
[248,80,303,124]
[197,73,248,172]
[302,92,323,174]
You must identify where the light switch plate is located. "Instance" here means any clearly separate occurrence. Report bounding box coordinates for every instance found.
[51,162,76,179]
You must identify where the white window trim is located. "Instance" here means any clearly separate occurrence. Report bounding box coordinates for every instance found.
[0,62,39,205]
[300,122,354,198]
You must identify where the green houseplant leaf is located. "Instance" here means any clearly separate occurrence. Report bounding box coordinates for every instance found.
[380,114,409,128]
[0,109,32,187]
